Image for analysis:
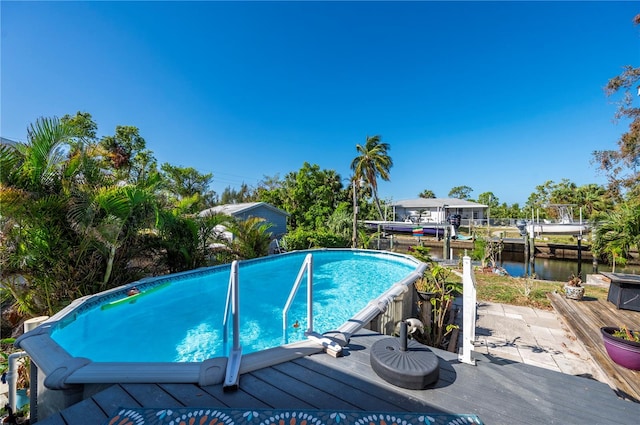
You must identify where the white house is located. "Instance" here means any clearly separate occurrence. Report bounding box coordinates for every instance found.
[198,202,289,238]
[392,198,488,224]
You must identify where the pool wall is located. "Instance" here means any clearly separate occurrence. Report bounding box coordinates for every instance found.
[15,249,426,421]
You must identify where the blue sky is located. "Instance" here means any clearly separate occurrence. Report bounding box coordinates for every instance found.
[1,1,638,205]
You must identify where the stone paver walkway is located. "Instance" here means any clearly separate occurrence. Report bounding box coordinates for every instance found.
[473,301,607,382]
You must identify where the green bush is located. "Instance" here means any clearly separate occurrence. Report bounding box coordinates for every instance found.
[283,228,349,250]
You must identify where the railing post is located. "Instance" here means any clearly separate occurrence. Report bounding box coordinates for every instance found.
[459,255,477,365]
[224,260,242,391]
[306,255,313,334]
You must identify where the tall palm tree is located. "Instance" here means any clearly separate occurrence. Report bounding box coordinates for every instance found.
[350,135,393,220]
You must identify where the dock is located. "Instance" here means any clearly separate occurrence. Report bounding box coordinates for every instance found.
[549,291,640,401]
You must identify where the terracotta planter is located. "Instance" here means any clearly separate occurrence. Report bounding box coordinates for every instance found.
[564,285,585,300]
[600,327,640,371]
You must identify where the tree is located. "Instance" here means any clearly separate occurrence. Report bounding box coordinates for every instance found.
[100,126,158,186]
[61,111,98,151]
[1,117,87,314]
[419,189,436,199]
[67,184,157,286]
[448,185,472,200]
[160,163,216,212]
[596,70,640,200]
[220,183,255,205]
[350,135,393,220]
[592,201,640,269]
[225,217,274,260]
[575,183,612,219]
[477,192,499,208]
[279,163,345,230]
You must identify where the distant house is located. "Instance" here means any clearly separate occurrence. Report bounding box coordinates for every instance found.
[198,202,289,238]
[392,198,488,224]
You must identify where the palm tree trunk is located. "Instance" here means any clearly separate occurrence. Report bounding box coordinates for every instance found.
[373,192,384,221]
[102,245,116,286]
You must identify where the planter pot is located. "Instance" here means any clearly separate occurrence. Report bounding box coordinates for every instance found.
[564,285,585,300]
[600,327,640,371]
[417,291,436,301]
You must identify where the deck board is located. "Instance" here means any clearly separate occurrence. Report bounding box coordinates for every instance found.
[549,292,640,402]
[232,372,315,409]
[157,383,225,406]
[250,367,354,410]
[35,327,640,425]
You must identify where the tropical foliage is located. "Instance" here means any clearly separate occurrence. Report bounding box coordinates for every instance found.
[350,135,393,220]
[0,114,273,323]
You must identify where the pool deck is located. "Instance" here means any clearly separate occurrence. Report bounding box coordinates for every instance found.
[36,328,640,425]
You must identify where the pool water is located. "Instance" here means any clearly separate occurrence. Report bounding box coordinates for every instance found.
[51,250,418,362]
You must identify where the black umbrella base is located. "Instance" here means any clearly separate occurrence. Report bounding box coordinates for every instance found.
[370,337,440,390]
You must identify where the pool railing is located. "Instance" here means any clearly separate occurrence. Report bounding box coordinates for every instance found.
[222,260,242,390]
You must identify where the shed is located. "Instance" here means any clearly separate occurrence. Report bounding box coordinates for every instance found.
[199,202,289,238]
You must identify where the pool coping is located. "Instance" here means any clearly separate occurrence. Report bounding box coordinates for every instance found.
[16,249,426,390]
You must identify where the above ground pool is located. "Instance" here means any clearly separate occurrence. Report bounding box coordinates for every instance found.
[16,248,425,422]
[49,249,420,362]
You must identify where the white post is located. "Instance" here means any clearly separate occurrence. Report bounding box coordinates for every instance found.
[306,255,313,334]
[7,352,28,412]
[459,255,477,365]
[224,261,242,391]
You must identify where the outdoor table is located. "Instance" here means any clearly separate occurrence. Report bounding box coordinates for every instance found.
[602,272,640,312]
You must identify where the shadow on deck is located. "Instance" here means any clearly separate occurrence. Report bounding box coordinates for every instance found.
[549,291,640,402]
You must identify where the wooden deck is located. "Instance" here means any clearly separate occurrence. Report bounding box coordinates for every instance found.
[37,329,640,425]
[549,291,640,402]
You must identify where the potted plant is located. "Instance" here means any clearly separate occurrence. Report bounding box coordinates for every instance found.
[414,275,437,301]
[564,273,585,300]
[600,326,640,370]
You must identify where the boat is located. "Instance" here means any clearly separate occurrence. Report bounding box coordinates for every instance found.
[363,220,446,237]
[525,205,590,237]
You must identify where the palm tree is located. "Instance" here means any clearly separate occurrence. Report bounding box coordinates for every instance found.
[592,202,640,270]
[350,135,393,220]
[226,217,274,260]
[68,184,158,286]
[0,117,81,314]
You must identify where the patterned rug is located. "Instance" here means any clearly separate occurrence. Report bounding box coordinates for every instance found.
[104,407,483,425]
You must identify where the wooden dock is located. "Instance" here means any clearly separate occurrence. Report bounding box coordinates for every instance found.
[549,291,640,402]
[37,329,640,425]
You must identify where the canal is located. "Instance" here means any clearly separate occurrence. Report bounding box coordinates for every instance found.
[433,248,640,281]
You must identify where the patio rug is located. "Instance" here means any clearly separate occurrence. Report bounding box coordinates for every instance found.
[104,407,484,425]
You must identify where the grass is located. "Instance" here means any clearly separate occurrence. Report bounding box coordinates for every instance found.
[471,271,609,310]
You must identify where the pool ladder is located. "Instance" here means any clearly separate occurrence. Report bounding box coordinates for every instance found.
[222,260,241,391]
[223,254,342,390]
[282,253,342,356]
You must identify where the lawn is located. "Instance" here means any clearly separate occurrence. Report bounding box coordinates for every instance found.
[471,272,609,310]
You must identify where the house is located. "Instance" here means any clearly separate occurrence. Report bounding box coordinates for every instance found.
[198,202,289,238]
[392,198,488,225]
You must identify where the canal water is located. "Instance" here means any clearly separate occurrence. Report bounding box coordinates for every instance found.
[432,248,640,281]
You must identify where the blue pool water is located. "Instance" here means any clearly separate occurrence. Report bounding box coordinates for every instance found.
[51,250,418,362]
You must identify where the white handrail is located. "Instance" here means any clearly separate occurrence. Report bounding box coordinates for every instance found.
[459,255,477,365]
[282,253,313,342]
[222,260,242,390]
